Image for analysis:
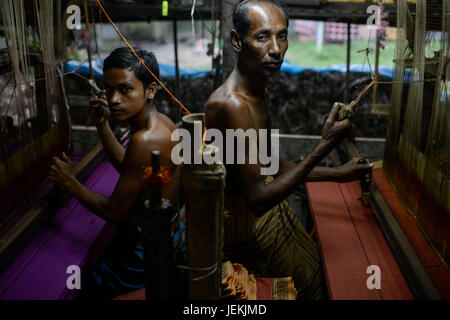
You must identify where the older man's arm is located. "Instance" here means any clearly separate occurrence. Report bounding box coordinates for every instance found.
[277,157,372,182]
[206,100,352,217]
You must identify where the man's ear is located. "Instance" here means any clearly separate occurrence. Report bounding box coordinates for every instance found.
[145,82,157,101]
[231,29,243,53]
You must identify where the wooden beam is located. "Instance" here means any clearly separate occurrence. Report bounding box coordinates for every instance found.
[86,3,215,22]
[82,1,397,24]
[369,177,442,299]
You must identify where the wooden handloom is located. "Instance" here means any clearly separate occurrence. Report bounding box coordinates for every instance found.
[0,155,118,299]
[306,143,449,300]
[0,133,129,299]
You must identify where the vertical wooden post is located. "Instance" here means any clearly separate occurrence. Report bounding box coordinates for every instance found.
[83,0,94,80]
[372,44,380,105]
[221,0,236,82]
[345,23,351,103]
[172,19,180,97]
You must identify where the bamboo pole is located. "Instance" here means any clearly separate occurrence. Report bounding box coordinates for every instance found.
[182,114,225,299]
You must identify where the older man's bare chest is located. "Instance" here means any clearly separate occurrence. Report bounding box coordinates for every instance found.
[245,96,271,131]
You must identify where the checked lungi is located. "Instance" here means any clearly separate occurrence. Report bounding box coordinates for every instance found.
[222,178,328,300]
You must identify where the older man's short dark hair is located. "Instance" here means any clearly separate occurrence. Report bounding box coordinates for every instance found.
[232,0,289,41]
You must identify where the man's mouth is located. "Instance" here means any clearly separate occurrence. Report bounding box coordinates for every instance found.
[263,61,282,68]
[111,108,125,115]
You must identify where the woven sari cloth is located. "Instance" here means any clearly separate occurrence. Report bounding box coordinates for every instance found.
[256,277,297,300]
[221,261,297,300]
[223,178,327,300]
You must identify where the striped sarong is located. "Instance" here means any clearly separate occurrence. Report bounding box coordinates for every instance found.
[223,179,328,300]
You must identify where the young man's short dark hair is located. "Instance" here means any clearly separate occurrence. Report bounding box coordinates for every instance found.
[103,47,160,89]
[232,0,289,41]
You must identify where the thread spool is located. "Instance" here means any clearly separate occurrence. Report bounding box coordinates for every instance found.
[142,150,175,300]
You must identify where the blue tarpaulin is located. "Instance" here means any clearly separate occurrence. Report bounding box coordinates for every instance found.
[64,58,209,79]
[280,61,394,79]
[65,59,104,78]
[64,58,395,80]
[158,62,209,78]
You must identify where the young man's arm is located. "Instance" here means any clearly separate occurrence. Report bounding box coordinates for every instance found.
[49,134,152,224]
[89,92,126,173]
[206,100,351,217]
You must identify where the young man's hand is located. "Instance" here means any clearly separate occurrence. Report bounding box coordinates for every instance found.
[334,158,373,182]
[89,90,111,126]
[49,152,76,189]
[321,102,351,145]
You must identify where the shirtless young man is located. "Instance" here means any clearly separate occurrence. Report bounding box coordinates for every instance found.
[205,0,372,299]
[49,48,183,298]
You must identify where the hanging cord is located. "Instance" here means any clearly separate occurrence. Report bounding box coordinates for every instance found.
[95,0,191,115]
[0,86,16,133]
[177,262,218,282]
[0,76,12,97]
[12,57,91,87]
[0,55,89,133]
[340,40,441,118]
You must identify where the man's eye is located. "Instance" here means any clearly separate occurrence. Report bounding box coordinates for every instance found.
[122,87,132,93]
[257,35,266,41]
[279,34,287,40]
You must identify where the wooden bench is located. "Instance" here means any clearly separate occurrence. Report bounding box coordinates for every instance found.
[0,160,118,300]
[306,180,414,300]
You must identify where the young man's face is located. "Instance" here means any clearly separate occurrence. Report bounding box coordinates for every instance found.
[103,68,149,121]
[241,3,288,77]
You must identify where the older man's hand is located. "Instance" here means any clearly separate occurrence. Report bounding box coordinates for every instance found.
[334,158,373,183]
[322,102,351,145]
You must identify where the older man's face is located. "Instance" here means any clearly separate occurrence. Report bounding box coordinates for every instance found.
[241,3,288,76]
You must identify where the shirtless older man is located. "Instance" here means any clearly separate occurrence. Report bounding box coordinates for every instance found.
[205,0,372,299]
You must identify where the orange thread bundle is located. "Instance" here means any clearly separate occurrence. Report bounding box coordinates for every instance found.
[142,166,172,188]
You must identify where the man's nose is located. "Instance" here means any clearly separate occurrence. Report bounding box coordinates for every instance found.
[268,36,281,57]
[109,91,121,104]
